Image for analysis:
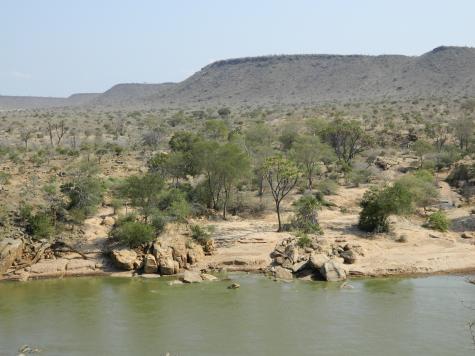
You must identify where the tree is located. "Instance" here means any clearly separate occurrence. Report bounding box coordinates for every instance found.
[264,156,300,232]
[278,123,299,151]
[412,140,433,168]
[20,129,33,151]
[454,117,473,151]
[118,174,164,222]
[291,135,334,190]
[203,119,228,141]
[291,194,322,233]
[215,143,250,219]
[244,123,275,196]
[321,119,370,163]
[60,162,104,220]
[217,107,231,119]
[424,120,449,152]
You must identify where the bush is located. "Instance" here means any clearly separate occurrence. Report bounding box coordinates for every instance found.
[190,224,213,246]
[296,233,312,248]
[426,211,450,232]
[316,179,338,195]
[111,220,155,248]
[26,212,54,239]
[291,195,322,234]
[358,183,412,232]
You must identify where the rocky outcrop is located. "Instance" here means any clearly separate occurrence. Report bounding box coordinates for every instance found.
[271,237,364,282]
[0,238,24,274]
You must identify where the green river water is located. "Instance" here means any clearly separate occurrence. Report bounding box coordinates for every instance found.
[1,274,475,356]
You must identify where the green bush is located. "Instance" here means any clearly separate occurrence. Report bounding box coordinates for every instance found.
[296,233,312,248]
[111,220,155,248]
[426,211,450,232]
[358,183,412,232]
[26,212,54,239]
[190,224,213,246]
[291,195,322,234]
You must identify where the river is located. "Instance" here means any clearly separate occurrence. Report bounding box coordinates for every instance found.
[1,274,474,355]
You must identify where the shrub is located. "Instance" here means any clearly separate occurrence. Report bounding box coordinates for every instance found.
[358,183,412,232]
[190,224,213,246]
[426,211,450,232]
[26,212,54,239]
[296,233,312,248]
[316,179,338,195]
[111,220,155,248]
[291,195,322,234]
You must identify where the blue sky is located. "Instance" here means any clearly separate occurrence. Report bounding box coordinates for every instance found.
[1,0,474,97]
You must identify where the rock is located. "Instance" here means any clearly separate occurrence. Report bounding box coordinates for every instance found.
[160,256,179,275]
[0,238,24,274]
[65,259,96,275]
[111,249,138,271]
[320,260,347,282]
[182,270,203,283]
[281,258,293,269]
[201,273,218,281]
[429,234,441,239]
[309,253,328,270]
[274,256,284,265]
[292,260,308,273]
[187,244,205,265]
[461,232,474,239]
[101,216,115,227]
[143,254,158,274]
[375,156,398,170]
[274,266,293,280]
[227,283,240,289]
[171,241,188,268]
[284,244,299,263]
[339,250,357,264]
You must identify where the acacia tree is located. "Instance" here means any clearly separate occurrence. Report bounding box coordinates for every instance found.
[291,135,334,190]
[216,143,250,219]
[264,156,300,232]
[454,117,474,151]
[321,119,370,163]
[412,140,433,168]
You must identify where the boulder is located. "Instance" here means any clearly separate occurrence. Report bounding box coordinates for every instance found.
[320,260,347,282]
[274,266,293,280]
[201,273,218,281]
[309,253,328,270]
[187,244,205,265]
[159,257,179,275]
[182,270,203,283]
[143,254,158,274]
[292,260,308,273]
[171,241,188,268]
[0,238,24,274]
[339,250,357,264]
[227,283,240,289]
[111,249,138,271]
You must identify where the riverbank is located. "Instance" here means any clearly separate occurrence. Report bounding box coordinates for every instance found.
[2,186,475,282]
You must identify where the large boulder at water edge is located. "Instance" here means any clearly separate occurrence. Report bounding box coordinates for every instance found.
[320,260,347,282]
[0,238,24,274]
[111,249,138,271]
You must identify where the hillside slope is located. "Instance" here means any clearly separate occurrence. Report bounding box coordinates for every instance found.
[1,46,474,110]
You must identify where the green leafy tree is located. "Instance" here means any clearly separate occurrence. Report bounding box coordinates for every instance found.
[412,140,433,168]
[291,135,334,190]
[321,119,371,163]
[264,156,300,232]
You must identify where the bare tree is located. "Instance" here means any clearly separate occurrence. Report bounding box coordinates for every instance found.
[20,129,33,151]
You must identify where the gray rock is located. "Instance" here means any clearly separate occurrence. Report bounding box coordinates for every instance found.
[201,273,218,281]
[309,253,328,270]
[227,283,240,289]
[292,260,308,273]
[320,260,347,282]
[182,270,203,283]
[339,250,357,264]
[274,266,293,280]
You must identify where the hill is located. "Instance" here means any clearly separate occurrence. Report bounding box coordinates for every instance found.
[1,46,474,110]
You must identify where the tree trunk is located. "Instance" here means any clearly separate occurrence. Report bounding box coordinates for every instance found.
[276,201,282,232]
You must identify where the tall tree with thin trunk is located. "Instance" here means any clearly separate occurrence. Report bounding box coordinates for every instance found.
[264,156,300,232]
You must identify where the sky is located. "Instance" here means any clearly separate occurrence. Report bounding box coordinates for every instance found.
[1,0,475,97]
